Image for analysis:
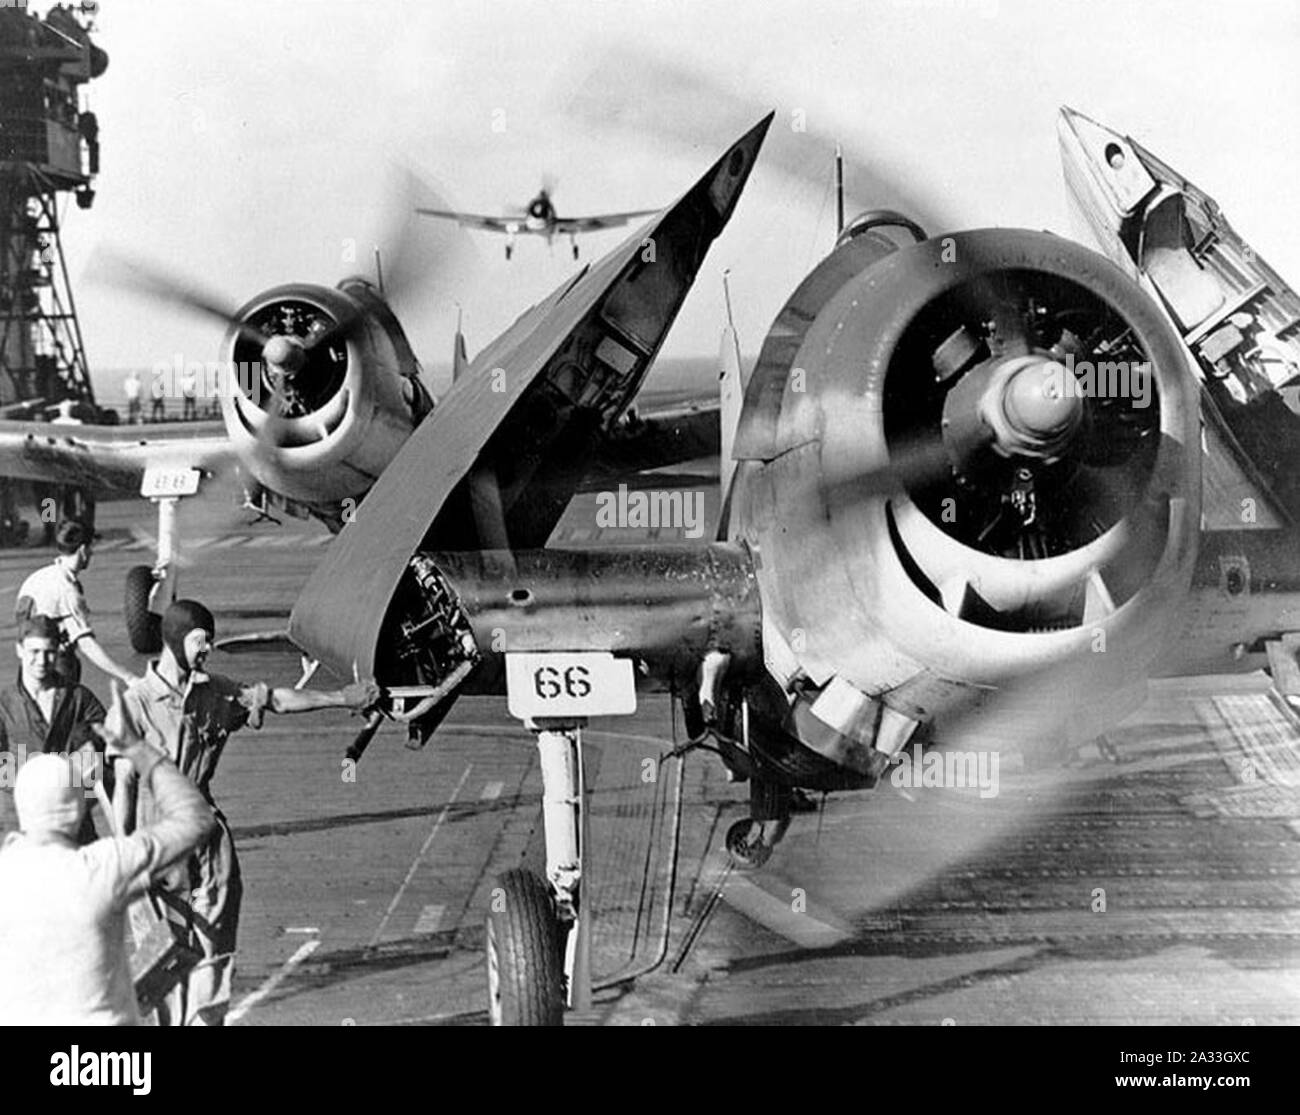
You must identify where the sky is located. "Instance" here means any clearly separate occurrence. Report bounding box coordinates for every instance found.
[48,0,1300,388]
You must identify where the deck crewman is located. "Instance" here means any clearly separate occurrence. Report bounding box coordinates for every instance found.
[0,694,214,1026]
[15,519,137,688]
[0,615,108,844]
[118,599,380,1025]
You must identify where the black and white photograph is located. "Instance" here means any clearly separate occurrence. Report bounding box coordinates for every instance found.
[0,0,1295,1064]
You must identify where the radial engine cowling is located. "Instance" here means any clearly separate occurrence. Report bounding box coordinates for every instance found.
[220,278,430,511]
[732,227,1200,780]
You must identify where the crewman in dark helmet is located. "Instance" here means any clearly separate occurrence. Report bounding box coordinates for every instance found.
[116,599,381,1025]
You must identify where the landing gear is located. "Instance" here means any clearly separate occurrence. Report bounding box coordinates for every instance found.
[240,485,281,526]
[485,868,565,1027]
[59,486,95,534]
[570,236,580,261]
[124,493,183,654]
[485,720,592,1026]
[123,565,162,653]
[725,817,775,869]
[724,778,794,870]
[505,240,514,261]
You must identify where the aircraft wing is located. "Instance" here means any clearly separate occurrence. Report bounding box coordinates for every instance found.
[0,419,231,498]
[577,382,721,482]
[414,208,523,234]
[289,115,772,680]
[1058,105,1300,524]
[555,210,660,234]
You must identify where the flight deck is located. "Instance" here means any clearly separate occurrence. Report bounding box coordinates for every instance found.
[1,487,1293,1026]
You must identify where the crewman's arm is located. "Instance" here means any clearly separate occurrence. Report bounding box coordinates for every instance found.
[116,740,213,879]
[264,680,381,715]
[111,756,135,836]
[74,634,138,686]
[60,581,138,687]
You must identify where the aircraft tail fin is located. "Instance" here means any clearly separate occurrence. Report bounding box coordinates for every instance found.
[717,270,744,540]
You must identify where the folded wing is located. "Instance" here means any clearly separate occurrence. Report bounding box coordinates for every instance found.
[289,115,773,680]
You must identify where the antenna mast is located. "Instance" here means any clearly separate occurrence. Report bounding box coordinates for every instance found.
[835,143,845,235]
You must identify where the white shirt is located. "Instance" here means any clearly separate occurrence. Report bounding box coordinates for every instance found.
[0,831,164,1024]
[16,561,93,646]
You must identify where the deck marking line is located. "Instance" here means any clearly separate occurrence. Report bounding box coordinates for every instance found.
[369,764,471,948]
[229,938,320,1024]
[414,904,445,935]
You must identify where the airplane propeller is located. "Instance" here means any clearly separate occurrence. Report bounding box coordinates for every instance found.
[91,251,272,351]
[94,163,467,431]
[553,46,952,235]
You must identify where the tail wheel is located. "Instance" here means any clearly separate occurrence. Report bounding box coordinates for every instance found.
[485,868,564,1027]
[124,565,162,654]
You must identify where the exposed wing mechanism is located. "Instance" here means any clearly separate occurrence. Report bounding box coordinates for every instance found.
[290,115,773,681]
[1058,105,1300,523]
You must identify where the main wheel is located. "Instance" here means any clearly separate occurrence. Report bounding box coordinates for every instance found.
[485,868,564,1026]
[725,818,773,870]
[124,565,162,654]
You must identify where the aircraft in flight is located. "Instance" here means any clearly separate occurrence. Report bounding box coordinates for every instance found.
[415,182,658,260]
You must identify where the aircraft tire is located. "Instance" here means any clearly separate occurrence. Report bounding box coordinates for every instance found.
[124,565,162,654]
[485,868,564,1026]
[725,818,773,870]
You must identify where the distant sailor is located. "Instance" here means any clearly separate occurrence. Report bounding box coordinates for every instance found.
[15,519,137,687]
[150,372,166,422]
[180,365,198,421]
[118,599,380,1026]
[123,369,143,425]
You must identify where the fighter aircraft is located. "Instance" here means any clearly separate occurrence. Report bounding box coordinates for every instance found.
[272,104,1300,1026]
[10,103,1298,1028]
[415,183,658,260]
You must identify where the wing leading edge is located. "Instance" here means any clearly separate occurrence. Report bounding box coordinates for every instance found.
[555,210,660,233]
[415,208,521,233]
[0,419,231,498]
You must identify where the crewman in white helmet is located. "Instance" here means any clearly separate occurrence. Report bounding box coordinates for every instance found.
[0,690,213,1025]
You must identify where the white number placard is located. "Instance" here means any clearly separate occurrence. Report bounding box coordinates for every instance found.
[506,652,637,720]
[141,467,201,498]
